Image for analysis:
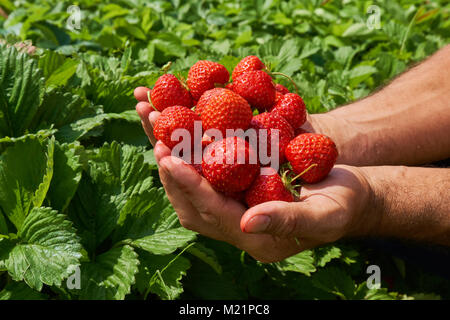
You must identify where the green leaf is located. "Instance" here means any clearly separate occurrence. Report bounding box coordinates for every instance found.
[0,137,53,229]
[32,137,54,208]
[348,65,377,87]
[2,207,82,291]
[314,246,342,267]
[111,187,175,242]
[30,88,96,131]
[153,33,186,58]
[136,252,191,300]
[46,141,83,212]
[143,149,157,169]
[274,250,316,276]
[45,58,79,87]
[235,27,252,47]
[354,282,397,300]
[129,227,196,255]
[0,210,7,234]
[56,114,107,143]
[78,245,139,300]
[342,23,373,37]
[67,142,155,251]
[312,266,356,299]
[38,50,65,79]
[0,281,48,300]
[0,237,15,270]
[0,45,44,137]
[186,242,222,274]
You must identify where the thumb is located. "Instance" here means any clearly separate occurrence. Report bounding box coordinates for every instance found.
[240,201,315,238]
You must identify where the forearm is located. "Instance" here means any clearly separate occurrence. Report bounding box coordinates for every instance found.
[309,44,450,166]
[354,166,450,246]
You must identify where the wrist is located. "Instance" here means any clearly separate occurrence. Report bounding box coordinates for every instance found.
[343,166,382,239]
[307,113,368,166]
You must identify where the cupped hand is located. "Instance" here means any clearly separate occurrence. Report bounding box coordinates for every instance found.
[136,101,373,263]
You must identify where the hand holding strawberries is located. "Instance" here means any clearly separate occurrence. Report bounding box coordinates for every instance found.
[135,47,450,255]
[149,132,372,263]
[133,55,377,262]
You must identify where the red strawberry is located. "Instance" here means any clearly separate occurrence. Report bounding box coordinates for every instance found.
[225,82,234,90]
[232,55,265,81]
[150,74,192,112]
[153,106,200,149]
[202,136,259,193]
[285,133,338,184]
[275,83,290,95]
[269,91,284,111]
[245,167,294,207]
[188,153,203,175]
[195,88,226,117]
[249,112,294,164]
[201,89,253,136]
[232,70,276,112]
[271,93,307,129]
[187,60,229,102]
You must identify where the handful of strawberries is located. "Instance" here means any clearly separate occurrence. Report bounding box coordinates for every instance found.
[135,56,338,208]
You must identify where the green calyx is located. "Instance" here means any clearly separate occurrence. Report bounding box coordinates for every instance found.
[280,163,318,199]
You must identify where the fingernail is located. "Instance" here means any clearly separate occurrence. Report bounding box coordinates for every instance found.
[244,215,271,233]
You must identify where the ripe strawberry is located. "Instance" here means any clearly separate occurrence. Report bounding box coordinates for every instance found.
[150,74,192,112]
[232,55,265,81]
[271,93,307,129]
[202,136,259,193]
[187,60,229,102]
[245,167,294,207]
[195,88,226,117]
[249,112,294,164]
[153,105,200,149]
[232,70,276,112]
[269,91,284,111]
[285,133,338,184]
[187,153,203,175]
[275,83,290,95]
[201,89,253,136]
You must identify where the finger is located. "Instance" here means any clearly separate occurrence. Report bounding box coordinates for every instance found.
[134,86,151,102]
[159,156,252,245]
[148,111,160,127]
[158,163,206,230]
[240,201,319,238]
[154,141,172,165]
[158,156,234,242]
[136,102,158,145]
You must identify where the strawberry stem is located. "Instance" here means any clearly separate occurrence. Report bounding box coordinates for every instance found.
[160,61,172,73]
[147,91,158,112]
[292,163,318,182]
[178,73,190,91]
[270,72,299,95]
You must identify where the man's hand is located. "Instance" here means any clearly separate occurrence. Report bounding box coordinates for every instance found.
[154,143,372,263]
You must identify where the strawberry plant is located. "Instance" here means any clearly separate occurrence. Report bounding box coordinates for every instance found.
[0,0,449,301]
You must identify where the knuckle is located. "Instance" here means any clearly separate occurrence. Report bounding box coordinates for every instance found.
[271,214,299,238]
